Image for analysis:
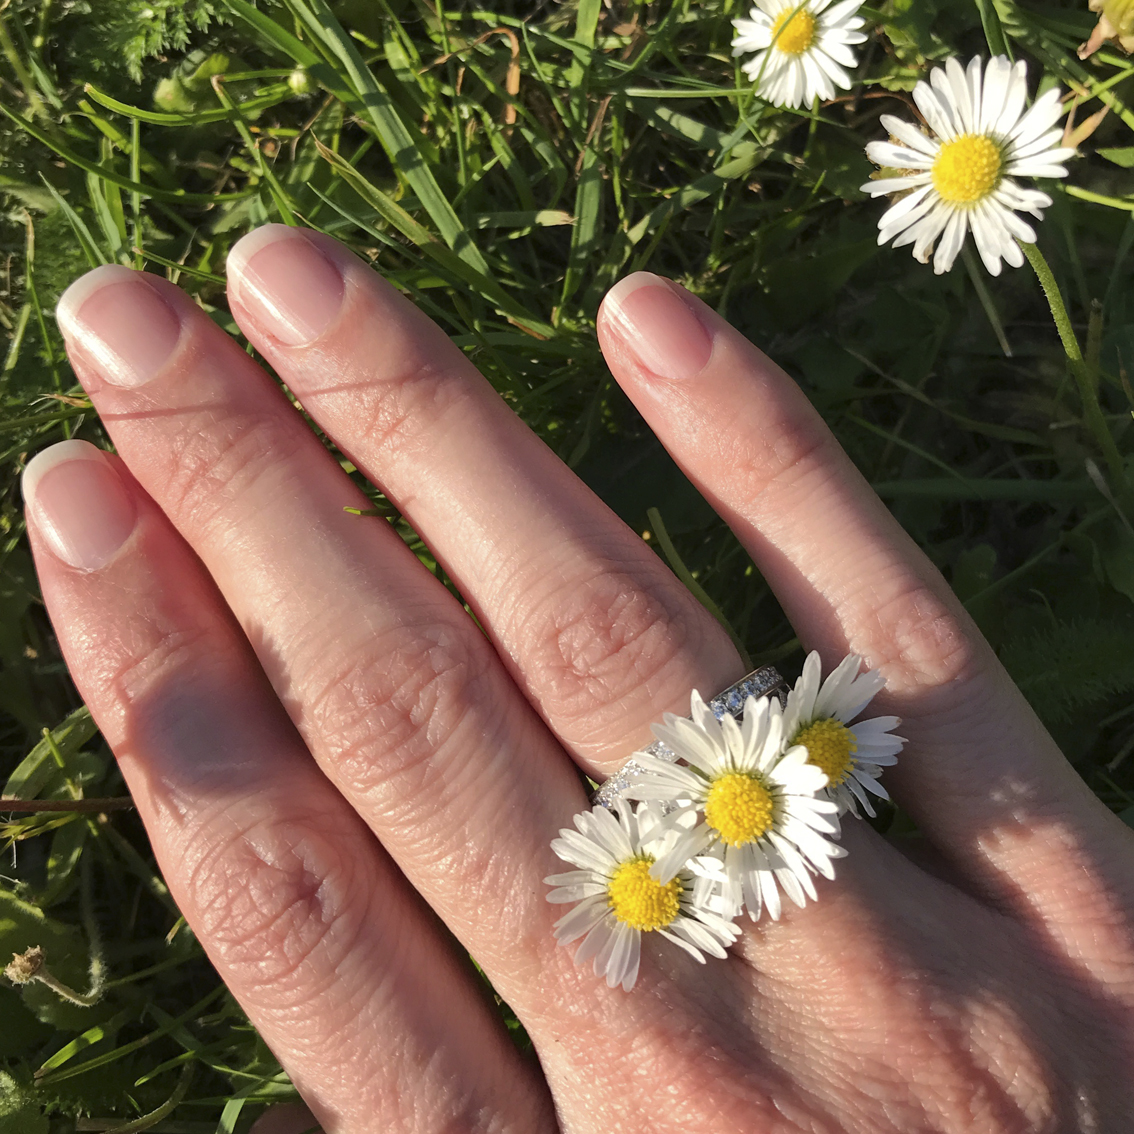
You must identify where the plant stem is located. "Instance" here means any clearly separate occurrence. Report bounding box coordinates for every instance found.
[0,797,134,812]
[1020,240,1126,488]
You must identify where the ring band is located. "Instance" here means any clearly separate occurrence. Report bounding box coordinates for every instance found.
[591,665,788,808]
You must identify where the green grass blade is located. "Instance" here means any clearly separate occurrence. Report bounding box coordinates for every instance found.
[315,139,553,336]
[36,986,227,1085]
[3,706,97,798]
[560,147,602,309]
[276,0,489,273]
[37,176,107,267]
[218,0,322,68]
[974,0,1011,57]
[0,101,249,204]
[83,81,294,127]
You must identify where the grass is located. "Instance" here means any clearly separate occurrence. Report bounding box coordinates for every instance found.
[1,0,1133,1128]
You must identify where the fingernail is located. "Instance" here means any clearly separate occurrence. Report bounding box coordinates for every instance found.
[23,440,137,571]
[57,266,182,388]
[227,225,345,347]
[601,272,714,380]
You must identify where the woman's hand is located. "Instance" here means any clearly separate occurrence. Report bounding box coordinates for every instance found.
[24,225,1134,1133]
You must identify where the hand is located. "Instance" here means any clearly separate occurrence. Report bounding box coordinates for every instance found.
[24,225,1134,1133]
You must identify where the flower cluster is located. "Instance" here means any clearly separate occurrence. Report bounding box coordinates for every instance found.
[729,0,1075,278]
[546,652,904,990]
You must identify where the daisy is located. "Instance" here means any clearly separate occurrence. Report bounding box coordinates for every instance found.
[624,693,843,922]
[732,0,867,110]
[778,652,904,819]
[546,801,741,991]
[861,55,1075,275]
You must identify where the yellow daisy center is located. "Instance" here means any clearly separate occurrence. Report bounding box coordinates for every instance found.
[770,6,816,55]
[795,718,857,786]
[607,858,682,931]
[931,133,1003,205]
[704,772,776,848]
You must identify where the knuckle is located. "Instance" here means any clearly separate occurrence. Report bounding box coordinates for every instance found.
[861,570,979,691]
[104,622,217,710]
[184,811,363,997]
[730,400,834,504]
[355,355,467,465]
[161,410,288,533]
[300,615,494,802]
[521,564,708,729]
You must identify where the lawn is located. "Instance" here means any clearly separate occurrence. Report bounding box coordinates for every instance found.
[1,0,1133,1129]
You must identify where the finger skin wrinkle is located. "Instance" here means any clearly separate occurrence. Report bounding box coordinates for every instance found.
[507,558,734,761]
[157,400,313,543]
[296,613,501,806]
[734,407,836,509]
[347,353,470,485]
[528,566,689,708]
[181,807,371,1001]
[286,611,570,932]
[847,568,979,692]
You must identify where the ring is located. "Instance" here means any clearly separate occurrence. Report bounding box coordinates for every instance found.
[591,665,788,809]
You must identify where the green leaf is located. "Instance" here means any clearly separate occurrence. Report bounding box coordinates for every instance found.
[84,81,293,127]
[0,887,92,1031]
[1093,519,1134,604]
[0,1070,48,1134]
[3,707,98,800]
[1001,615,1134,724]
[39,820,89,908]
[1098,147,1134,168]
[951,544,998,602]
[36,178,106,269]
[560,147,602,308]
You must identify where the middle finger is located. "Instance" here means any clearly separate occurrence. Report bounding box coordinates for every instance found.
[224,224,745,772]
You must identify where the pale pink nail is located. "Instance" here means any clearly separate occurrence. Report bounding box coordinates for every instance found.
[23,441,137,571]
[601,272,714,381]
[227,225,345,347]
[56,266,182,388]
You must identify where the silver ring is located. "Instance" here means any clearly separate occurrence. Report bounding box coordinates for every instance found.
[591,665,788,809]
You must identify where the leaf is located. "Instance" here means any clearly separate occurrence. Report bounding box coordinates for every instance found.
[3,707,98,801]
[39,821,89,908]
[1000,616,1134,724]
[560,146,602,307]
[0,887,93,1031]
[762,239,878,329]
[36,178,107,269]
[0,1070,48,1134]
[1093,519,1134,604]
[1098,147,1134,168]
[951,544,997,602]
[85,81,292,127]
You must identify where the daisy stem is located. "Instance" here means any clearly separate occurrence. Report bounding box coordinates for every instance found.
[1020,240,1127,490]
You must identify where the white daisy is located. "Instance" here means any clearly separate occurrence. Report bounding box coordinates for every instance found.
[546,801,741,991]
[624,693,843,922]
[778,651,904,819]
[732,0,867,110]
[861,55,1075,275]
